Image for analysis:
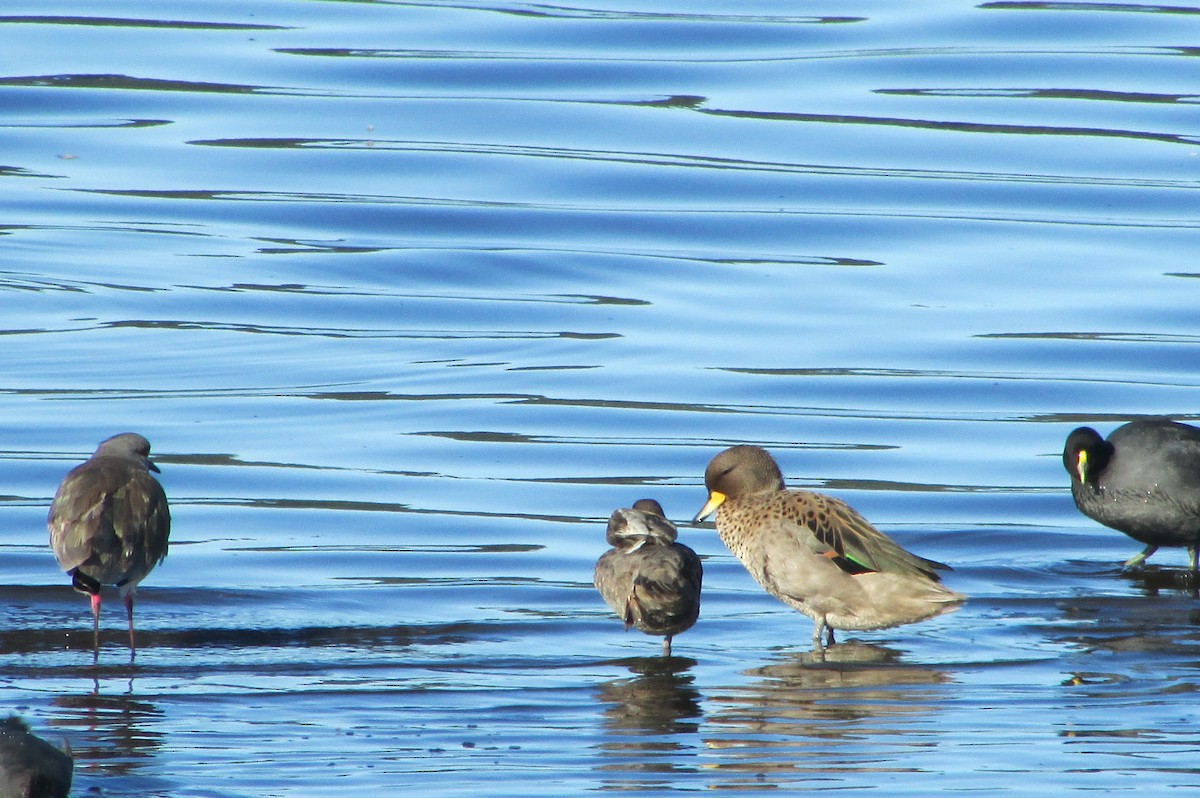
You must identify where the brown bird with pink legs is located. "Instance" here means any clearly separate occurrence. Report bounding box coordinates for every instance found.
[48,433,171,660]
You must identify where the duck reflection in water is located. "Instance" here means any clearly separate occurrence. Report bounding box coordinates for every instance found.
[596,657,704,785]
[702,643,951,788]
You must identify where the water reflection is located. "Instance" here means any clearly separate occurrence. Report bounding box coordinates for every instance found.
[598,658,704,737]
[1055,591,1200,659]
[1118,566,1199,599]
[702,644,950,787]
[0,15,286,31]
[700,99,1200,147]
[52,687,163,773]
[0,74,268,95]
[595,658,704,786]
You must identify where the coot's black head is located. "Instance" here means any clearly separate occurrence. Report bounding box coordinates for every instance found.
[1063,427,1112,485]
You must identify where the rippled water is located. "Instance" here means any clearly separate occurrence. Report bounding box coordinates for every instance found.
[3,1,1200,794]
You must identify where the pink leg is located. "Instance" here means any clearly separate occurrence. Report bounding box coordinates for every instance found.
[124,592,136,659]
[90,593,102,661]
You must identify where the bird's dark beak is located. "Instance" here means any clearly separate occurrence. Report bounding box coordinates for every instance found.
[692,490,726,524]
[148,459,161,473]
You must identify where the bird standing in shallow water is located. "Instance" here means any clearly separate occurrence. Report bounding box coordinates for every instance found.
[1063,419,1200,571]
[693,445,965,650]
[0,716,73,798]
[595,499,703,657]
[48,433,170,659]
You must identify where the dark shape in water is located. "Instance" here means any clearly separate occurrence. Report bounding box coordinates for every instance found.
[1064,418,1200,571]
[594,499,702,657]
[48,432,171,660]
[0,716,72,798]
[693,445,965,650]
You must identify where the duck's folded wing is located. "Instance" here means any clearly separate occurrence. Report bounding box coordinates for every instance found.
[784,493,950,579]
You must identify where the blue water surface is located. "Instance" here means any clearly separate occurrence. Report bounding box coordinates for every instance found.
[2,1,1200,794]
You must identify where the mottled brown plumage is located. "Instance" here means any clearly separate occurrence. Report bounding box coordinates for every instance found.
[595,499,703,656]
[693,445,964,649]
[0,716,72,798]
[48,433,170,658]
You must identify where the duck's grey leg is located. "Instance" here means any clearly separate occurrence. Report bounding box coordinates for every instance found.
[812,617,828,650]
